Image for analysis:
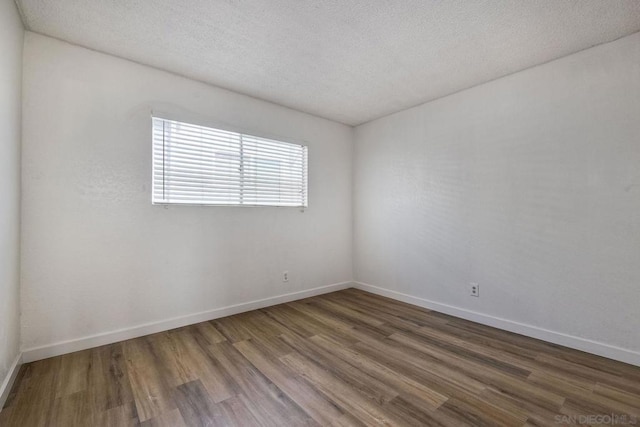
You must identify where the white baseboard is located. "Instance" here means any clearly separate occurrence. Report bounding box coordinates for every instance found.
[22,281,353,363]
[0,353,22,411]
[21,280,640,367]
[353,282,640,367]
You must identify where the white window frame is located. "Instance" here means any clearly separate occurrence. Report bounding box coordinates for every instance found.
[152,117,308,207]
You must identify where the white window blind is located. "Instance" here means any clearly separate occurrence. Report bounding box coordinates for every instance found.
[152,117,308,207]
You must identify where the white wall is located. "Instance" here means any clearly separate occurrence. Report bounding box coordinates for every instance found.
[0,0,23,397]
[17,26,640,366]
[354,32,640,361]
[21,33,353,353]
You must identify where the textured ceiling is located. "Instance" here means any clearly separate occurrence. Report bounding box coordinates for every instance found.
[16,0,640,125]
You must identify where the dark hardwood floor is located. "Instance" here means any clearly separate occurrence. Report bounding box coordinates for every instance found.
[2,288,639,426]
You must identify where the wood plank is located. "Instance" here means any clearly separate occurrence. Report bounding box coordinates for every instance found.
[309,334,449,409]
[382,396,469,427]
[172,379,229,426]
[85,343,135,412]
[234,339,344,425]
[138,408,187,427]
[1,359,58,426]
[279,351,398,426]
[218,395,262,426]
[87,401,139,427]
[122,337,177,422]
[146,331,199,388]
[437,395,526,427]
[169,330,237,402]
[388,331,566,410]
[53,350,91,398]
[593,383,640,408]
[332,332,487,396]
[192,322,227,345]
[206,341,317,426]
[478,388,560,427]
[535,353,640,394]
[279,333,399,405]
[47,391,91,426]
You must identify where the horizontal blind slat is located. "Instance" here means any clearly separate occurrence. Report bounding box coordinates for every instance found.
[159,145,304,165]
[154,192,304,201]
[155,127,304,156]
[156,153,304,173]
[155,184,304,195]
[155,164,306,183]
[153,117,308,207]
[154,177,306,191]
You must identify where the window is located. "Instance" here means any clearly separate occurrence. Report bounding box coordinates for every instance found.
[152,117,308,207]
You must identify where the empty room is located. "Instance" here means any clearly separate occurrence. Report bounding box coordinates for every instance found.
[1,0,639,425]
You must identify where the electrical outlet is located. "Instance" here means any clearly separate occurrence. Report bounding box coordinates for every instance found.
[283,271,289,282]
[469,283,479,297]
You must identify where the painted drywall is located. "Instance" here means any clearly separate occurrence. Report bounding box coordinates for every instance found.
[21,33,353,351]
[354,32,640,357]
[0,0,23,400]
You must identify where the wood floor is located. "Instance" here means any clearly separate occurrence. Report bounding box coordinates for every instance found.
[2,289,640,426]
